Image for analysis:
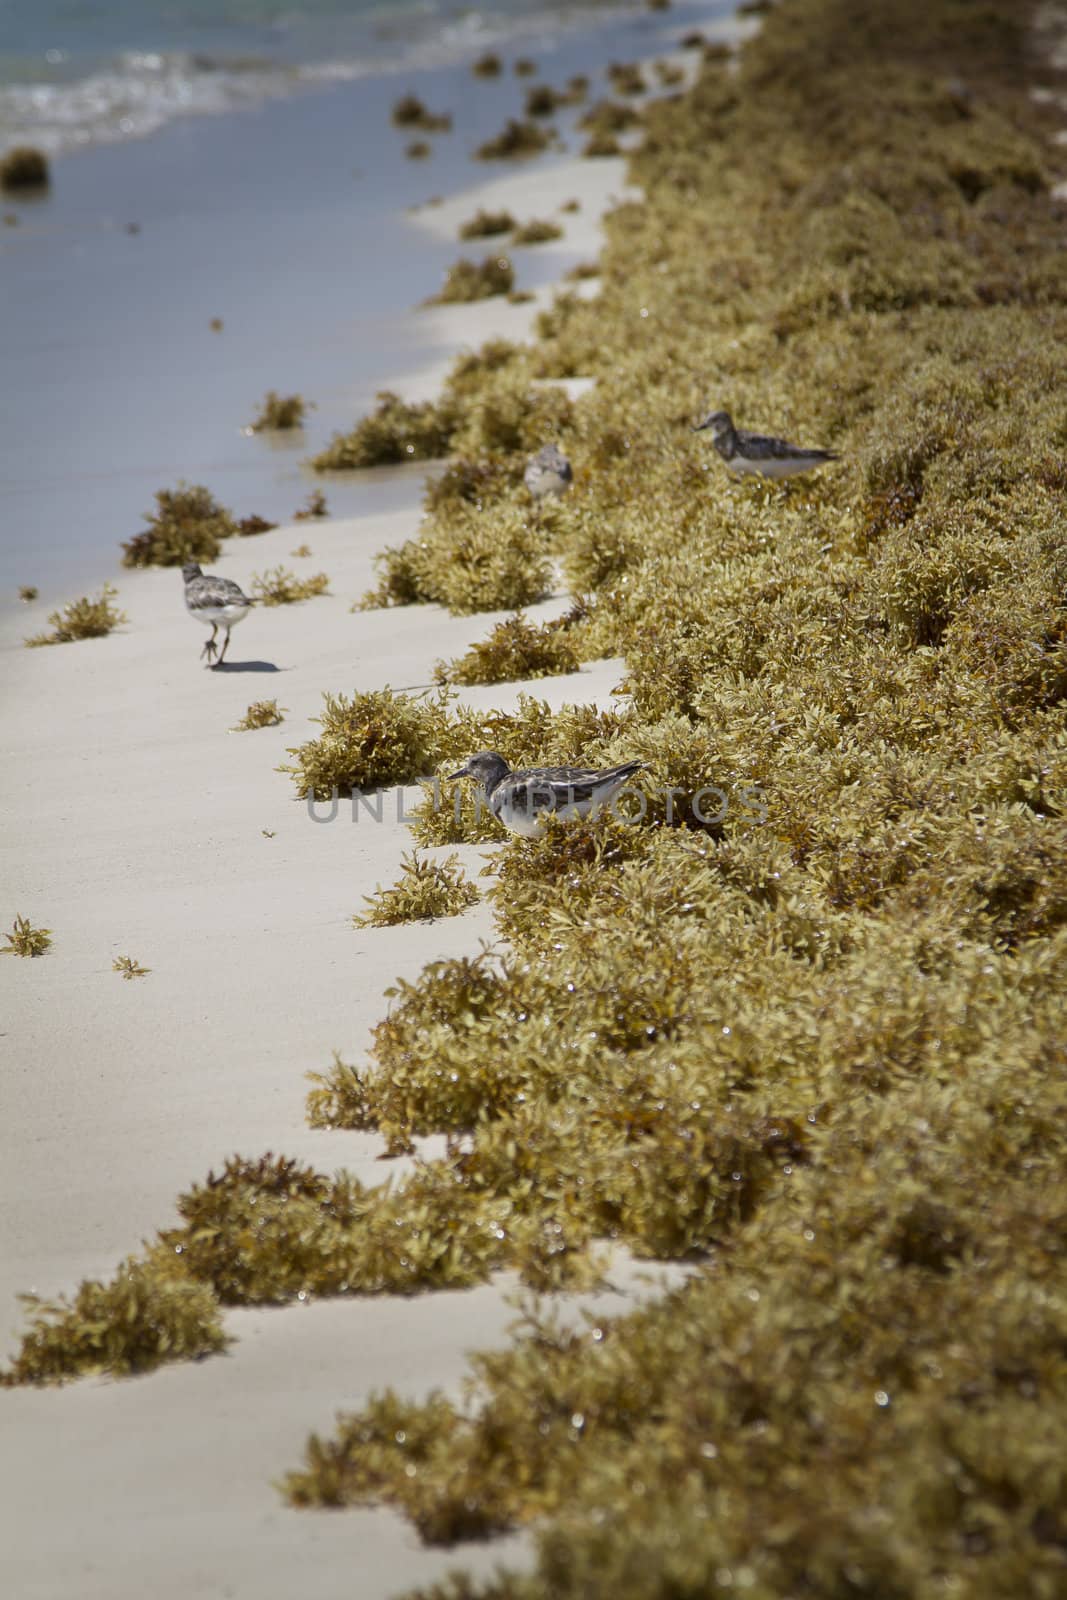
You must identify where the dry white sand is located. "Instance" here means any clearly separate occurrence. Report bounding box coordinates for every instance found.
[0,131,688,1598]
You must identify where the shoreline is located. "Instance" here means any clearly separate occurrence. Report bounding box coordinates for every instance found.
[0,0,742,606]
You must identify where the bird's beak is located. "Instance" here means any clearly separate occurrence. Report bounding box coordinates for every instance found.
[691,415,711,432]
[447,764,471,781]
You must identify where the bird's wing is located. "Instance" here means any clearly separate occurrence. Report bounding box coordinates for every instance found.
[738,430,837,462]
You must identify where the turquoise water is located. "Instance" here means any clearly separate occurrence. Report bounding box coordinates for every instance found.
[0,0,631,154]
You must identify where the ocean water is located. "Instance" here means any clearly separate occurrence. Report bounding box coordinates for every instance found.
[0,0,634,155]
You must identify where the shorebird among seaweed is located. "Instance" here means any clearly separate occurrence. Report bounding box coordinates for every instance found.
[448,750,644,838]
[693,409,839,479]
[524,442,573,499]
[182,562,253,667]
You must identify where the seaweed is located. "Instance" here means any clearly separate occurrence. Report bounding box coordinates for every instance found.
[24,585,126,647]
[236,514,277,536]
[472,53,502,78]
[511,219,563,245]
[311,391,454,471]
[250,392,308,431]
[293,489,329,520]
[434,614,580,685]
[476,120,550,161]
[232,700,286,731]
[0,146,48,191]
[112,956,150,979]
[353,853,480,927]
[1,1258,228,1384]
[281,687,464,799]
[427,255,515,305]
[121,484,237,568]
[18,585,37,602]
[392,95,452,133]
[2,915,51,957]
[458,208,516,239]
[250,567,329,605]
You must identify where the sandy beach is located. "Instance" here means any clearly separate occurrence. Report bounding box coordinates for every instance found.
[0,8,733,1592]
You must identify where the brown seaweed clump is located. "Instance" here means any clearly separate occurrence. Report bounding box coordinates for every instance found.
[112,956,150,979]
[476,119,550,160]
[434,613,580,685]
[236,514,277,536]
[458,207,516,239]
[0,146,49,191]
[24,585,126,647]
[427,254,515,304]
[391,95,451,132]
[250,566,329,605]
[353,852,479,927]
[231,699,285,731]
[311,391,454,471]
[250,392,308,431]
[471,52,502,78]
[282,687,463,799]
[293,489,329,520]
[121,484,237,567]
[2,1257,227,1384]
[511,218,564,245]
[2,915,52,957]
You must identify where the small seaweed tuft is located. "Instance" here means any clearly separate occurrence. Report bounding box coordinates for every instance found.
[476,119,550,161]
[0,145,49,191]
[392,95,452,132]
[582,131,622,158]
[311,391,454,471]
[122,484,237,568]
[25,585,126,647]
[282,687,461,799]
[232,699,286,731]
[293,489,329,520]
[237,514,277,536]
[511,218,563,245]
[113,956,150,979]
[251,567,330,605]
[18,585,38,602]
[434,613,579,685]
[353,853,480,927]
[471,52,502,78]
[2,1258,228,1385]
[607,61,648,96]
[458,208,516,239]
[250,392,308,431]
[3,915,52,958]
[427,255,515,305]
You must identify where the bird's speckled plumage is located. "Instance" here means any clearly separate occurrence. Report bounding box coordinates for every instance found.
[524,442,573,499]
[693,409,839,478]
[182,562,253,667]
[448,750,644,838]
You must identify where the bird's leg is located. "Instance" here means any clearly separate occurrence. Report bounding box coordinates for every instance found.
[201,625,218,663]
[214,626,231,668]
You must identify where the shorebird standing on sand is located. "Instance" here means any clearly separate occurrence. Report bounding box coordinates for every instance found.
[182,563,253,667]
[448,751,645,838]
[693,409,839,479]
[524,442,573,499]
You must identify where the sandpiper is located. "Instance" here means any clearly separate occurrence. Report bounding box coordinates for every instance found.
[448,750,644,838]
[524,442,573,499]
[182,562,253,667]
[693,409,839,479]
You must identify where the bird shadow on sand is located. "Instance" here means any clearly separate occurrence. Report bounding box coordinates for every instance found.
[211,659,283,674]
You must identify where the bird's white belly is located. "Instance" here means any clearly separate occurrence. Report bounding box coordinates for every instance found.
[731,454,814,479]
[187,601,249,628]
[493,781,626,837]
